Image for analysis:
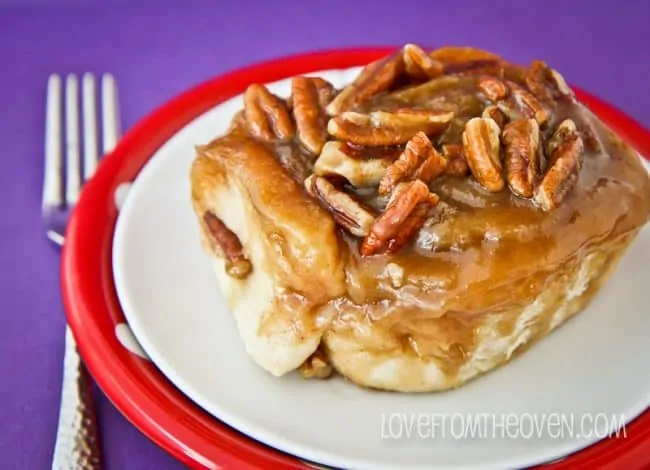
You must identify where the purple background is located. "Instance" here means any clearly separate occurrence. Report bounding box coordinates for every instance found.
[1,1,649,469]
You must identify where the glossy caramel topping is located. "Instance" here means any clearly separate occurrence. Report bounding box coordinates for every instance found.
[203,44,650,369]
[231,47,650,254]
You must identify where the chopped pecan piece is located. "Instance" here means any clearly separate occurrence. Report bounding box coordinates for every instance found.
[338,142,403,160]
[431,46,528,80]
[548,69,573,97]
[478,76,509,101]
[386,202,431,253]
[495,101,520,122]
[461,117,504,192]
[298,348,332,379]
[203,212,252,279]
[525,60,574,103]
[442,144,469,176]
[378,132,446,195]
[414,146,447,182]
[403,43,444,80]
[502,119,540,198]
[526,60,555,102]
[506,81,550,126]
[326,52,403,115]
[292,76,335,154]
[361,180,439,256]
[482,105,508,129]
[304,175,375,236]
[327,109,454,146]
[243,84,294,142]
[546,118,578,159]
[430,46,501,62]
[388,75,463,102]
[442,58,504,76]
[534,119,584,210]
[314,141,391,187]
[311,77,338,105]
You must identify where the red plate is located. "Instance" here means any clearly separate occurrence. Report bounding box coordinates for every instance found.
[61,47,650,469]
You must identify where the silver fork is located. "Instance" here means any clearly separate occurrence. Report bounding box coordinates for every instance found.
[43,72,121,470]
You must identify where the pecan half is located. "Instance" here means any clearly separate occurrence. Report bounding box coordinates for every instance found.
[378,132,446,195]
[314,141,391,187]
[327,109,454,146]
[502,119,540,198]
[506,81,550,126]
[461,117,504,192]
[292,76,333,154]
[311,77,338,106]
[243,84,294,142]
[482,105,508,129]
[534,119,584,210]
[304,174,375,236]
[403,43,444,80]
[442,144,469,176]
[562,107,603,153]
[478,76,509,101]
[203,211,252,279]
[298,348,332,379]
[525,60,574,103]
[361,180,439,256]
[326,52,403,115]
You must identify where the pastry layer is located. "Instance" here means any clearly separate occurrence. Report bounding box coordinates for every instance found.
[323,231,636,392]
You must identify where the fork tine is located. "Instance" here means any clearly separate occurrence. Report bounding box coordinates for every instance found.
[65,74,81,205]
[82,73,99,181]
[43,74,62,210]
[101,73,120,154]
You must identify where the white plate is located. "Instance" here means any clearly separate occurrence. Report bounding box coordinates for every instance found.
[112,67,650,470]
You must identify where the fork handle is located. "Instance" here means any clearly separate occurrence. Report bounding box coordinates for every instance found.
[52,326,102,470]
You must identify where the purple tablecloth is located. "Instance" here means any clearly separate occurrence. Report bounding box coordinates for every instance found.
[1,1,649,468]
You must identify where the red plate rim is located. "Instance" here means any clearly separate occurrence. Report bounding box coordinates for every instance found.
[61,46,650,470]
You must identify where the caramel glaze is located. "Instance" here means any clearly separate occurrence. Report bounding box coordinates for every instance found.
[219,72,650,378]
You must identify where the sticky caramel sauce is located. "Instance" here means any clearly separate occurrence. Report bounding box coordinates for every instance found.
[335,84,649,373]
[226,72,650,378]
